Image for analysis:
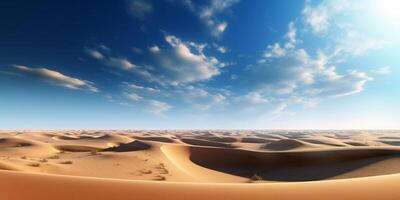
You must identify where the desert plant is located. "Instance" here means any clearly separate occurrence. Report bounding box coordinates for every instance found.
[250,174,263,181]
[47,155,60,159]
[27,163,40,167]
[60,160,73,164]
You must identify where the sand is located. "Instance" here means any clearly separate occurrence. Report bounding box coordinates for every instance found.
[1,130,400,199]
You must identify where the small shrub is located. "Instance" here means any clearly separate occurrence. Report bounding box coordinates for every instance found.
[27,163,40,167]
[140,169,152,174]
[60,161,73,164]
[20,156,27,159]
[250,174,263,181]
[47,155,59,159]
[154,175,166,181]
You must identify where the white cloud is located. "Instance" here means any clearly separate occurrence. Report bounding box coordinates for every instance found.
[302,0,384,58]
[85,48,104,60]
[184,85,209,97]
[107,57,137,70]
[127,0,153,20]
[373,66,392,75]
[312,70,373,98]
[86,46,157,82]
[124,83,160,93]
[285,22,297,48]
[85,47,137,70]
[215,22,227,35]
[178,85,227,110]
[147,100,172,115]
[179,0,239,36]
[247,16,375,110]
[302,0,351,34]
[124,92,142,101]
[86,35,225,86]
[243,92,269,104]
[303,3,330,33]
[150,35,224,85]
[273,103,288,115]
[12,65,98,92]
[247,23,373,110]
[121,83,171,115]
[332,30,385,58]
[262,43,287,59]
[217,46,227,53]
[132,47,143,54]
[149,45,160,53]
[262,22,297,60]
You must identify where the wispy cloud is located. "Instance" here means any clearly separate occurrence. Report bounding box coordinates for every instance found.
[126,0,153,20]
[178,0,239,36]
[244,21,373,111]
[86,36,226,86]
[373,66,392,75]
[148,34,225,85]
[260,22,297,61]
[85,46,155,81]
[240,92,269,104]
[177,85,227,110]
[302,0,351,34]
[147,100,172,115]
[12,65,98,92]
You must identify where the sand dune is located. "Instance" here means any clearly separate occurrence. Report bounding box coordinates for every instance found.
[194,135,238,143]
[180,138,234,148]
[262,139,314,150]
[188,146,400,181]
[132,136,175,143]
[102,140,151,152]
[1,130,400,200]
[0,137,33,148]
[300,138,348,147]
[55,145,101,152]
[241,137,273,143]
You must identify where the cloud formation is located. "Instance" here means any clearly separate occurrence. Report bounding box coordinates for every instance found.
[151,35,224,84]
[13,65,98,92]
[178,85,227,110]
[180,0,239,36]
[244,21,372,112]
[147,100,172,115]
[373,66,392,75]
[86,35,225,86]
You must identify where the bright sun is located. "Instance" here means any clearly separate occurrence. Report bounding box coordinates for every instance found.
[373,0,400,26]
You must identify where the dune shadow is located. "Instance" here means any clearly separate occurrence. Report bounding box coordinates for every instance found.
[54,145,101,152]
[379,140,400,146]
[132,136,175,143]
[180,138,234,148]
[0,138,33,148]
[188,147,400,181]
[102,140,151,152]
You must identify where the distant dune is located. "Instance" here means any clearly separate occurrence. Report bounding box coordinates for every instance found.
[1,130,400,199]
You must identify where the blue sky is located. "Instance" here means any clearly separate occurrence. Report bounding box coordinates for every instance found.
[0,0,399,129]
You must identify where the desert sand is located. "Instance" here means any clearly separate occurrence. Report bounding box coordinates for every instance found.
[1,130,400,199]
